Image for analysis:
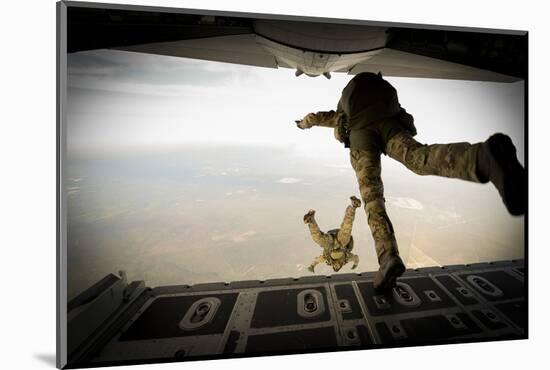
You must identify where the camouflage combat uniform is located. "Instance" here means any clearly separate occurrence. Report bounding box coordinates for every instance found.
[299,72,485,289]
[306,204,360,272]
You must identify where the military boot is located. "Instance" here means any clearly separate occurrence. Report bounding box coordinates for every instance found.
[373,239,406,292]
[350,195,362,208]
[303,210,316,224]
[476,133,526,216]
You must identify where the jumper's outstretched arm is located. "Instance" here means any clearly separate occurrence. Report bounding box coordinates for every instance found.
[305,212,332,248]
[337,196,361,246]
[304,209,330,274]
[296,110,340,129]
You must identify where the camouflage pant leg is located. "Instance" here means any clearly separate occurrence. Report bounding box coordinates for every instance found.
[307,220,333,249]
[337,205,356,246]
[350,149,398,260]
[385,131,482,182]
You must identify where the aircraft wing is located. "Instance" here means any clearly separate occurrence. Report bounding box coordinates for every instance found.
[116,34,280,69]
[348,48,520,82]
[117,38,520,82]
[67,5,526,82]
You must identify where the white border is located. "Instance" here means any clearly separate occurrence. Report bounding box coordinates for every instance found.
[3,0,548,369]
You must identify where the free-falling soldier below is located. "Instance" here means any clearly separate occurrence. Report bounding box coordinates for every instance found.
[304,196,362,273]
[296,72,526,291]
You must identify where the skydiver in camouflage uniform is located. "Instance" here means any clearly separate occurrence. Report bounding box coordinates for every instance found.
[305,196,362,273]
[296,72,526,291]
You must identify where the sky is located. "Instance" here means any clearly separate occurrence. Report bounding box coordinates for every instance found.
[65,49,525,299]
[67,49,524,162]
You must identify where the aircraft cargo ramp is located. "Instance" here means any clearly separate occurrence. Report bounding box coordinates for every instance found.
[66,259,526,368]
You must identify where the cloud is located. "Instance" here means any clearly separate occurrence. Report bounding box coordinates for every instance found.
[323,164,349,169]
[437,210,463,222]
[68,51,128,75]
[67,49,255,96]
[277,177,302,184]
[67,186,80,196]
[211,230,257,243]
[388,197,424,210]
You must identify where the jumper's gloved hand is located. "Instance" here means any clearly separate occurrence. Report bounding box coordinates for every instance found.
[397,108,417,136]
[307,265,315,273]
[350,196,361,208]
[296,113,316,129]
[351,263,358,270]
